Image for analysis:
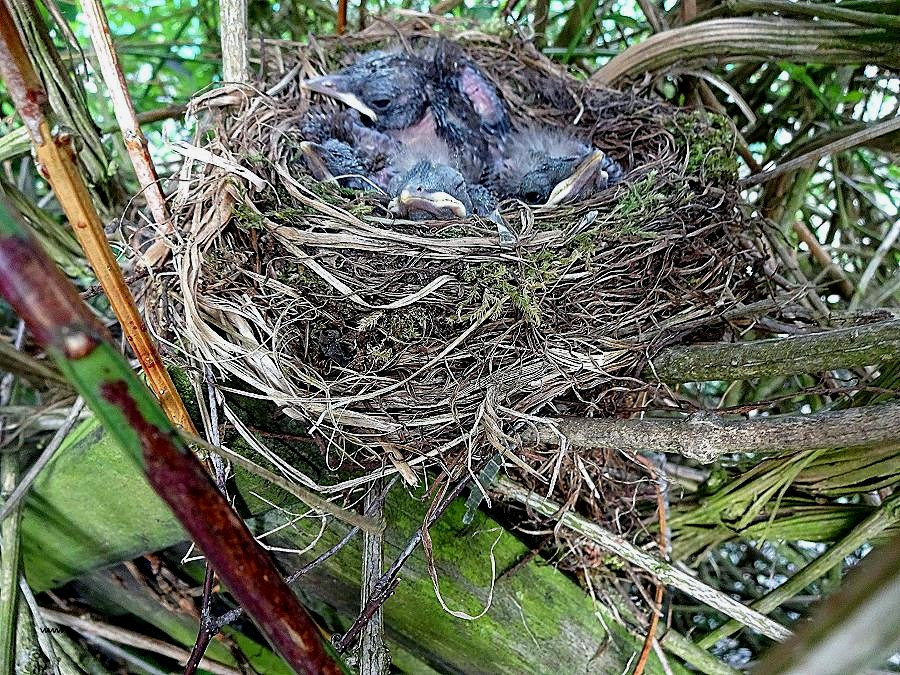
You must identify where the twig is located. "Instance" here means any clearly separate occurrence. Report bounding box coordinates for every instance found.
[337,0,348,34]
[851,217,900,310]
[184,368,231,675]
[334,466,482,652]
[0,6,197,433]
[0,398,85,524]
[81,0,174,259]
[695,494,900,648]
[18,577,61,675]
[40,609,241,675]
[632,454,668,675]
[524,401,900,463]
[494,477,793,642]
[211,478,398,633]
[791,220,854,300]
[180,430,383,534]
[742,115,900,187]
[358,478,390,674]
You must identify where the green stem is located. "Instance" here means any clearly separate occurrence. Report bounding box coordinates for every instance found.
[0,452,20,675]
[695,495,900,648]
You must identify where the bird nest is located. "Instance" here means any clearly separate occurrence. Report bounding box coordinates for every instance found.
[147,17,769,496]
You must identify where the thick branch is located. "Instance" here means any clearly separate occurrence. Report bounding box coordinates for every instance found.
[648,319,900,382]
[524,402,900,463]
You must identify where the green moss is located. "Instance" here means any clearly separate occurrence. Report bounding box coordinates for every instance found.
[387,306,430,341]
[668,111,740,183]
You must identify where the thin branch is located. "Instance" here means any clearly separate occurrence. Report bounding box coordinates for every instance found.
[696,494,900,648]
[220,0,248,82]
[523,402,900,463]
[181,431,383,534]
[40,609,241,675]
[632,455,667,675]
[742,115,900,187]
[337,0,348,34]
[18,577,61,675]
[358,479,390,674]
[334,467,481,652]
[81,0,175,263]
[210,478,397,636]
[494,477,793,642]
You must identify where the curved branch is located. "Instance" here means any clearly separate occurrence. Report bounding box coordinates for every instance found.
[591,18,899,85]
[495,477,793,642]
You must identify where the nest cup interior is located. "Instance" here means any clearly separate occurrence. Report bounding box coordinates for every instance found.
[150,22,769,490]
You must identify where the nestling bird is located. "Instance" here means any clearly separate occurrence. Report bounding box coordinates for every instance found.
[302,42,512,176]
[385,139,497,221]
[302,50,435,144]
[494,125,626,205]
[298,139,373,191]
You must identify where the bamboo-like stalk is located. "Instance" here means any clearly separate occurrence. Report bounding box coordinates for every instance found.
[591,18,897,85]
[0,192,341,674]
[696,494,900,648]
[0,3,195,433]
[494,477,794,642]
[523,402,900,463]
[80,0,174,264]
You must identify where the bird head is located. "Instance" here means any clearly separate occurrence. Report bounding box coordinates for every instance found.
[426,39,511,138]
[299,139,369,191]
[388,159,472,221]
[496,126,614,205]
[302,51,429,130]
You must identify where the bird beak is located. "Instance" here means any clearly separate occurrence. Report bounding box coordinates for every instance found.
[545,150,608,206]
[301,75,379,122]
[390,189,468,219]
[299,141,335,181]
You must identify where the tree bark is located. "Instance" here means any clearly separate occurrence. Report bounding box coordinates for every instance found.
[220,0,249,83]
[647,319,900,382]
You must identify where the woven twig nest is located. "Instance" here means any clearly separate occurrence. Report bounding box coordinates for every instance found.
[149,17,768,491]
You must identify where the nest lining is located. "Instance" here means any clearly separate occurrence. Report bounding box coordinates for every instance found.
[149,19,769,495]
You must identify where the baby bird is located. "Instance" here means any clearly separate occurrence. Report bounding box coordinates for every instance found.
[302,51,433,140]
[494,125,625,205]
[386,139,494,221]
[298,139,372,191]
[302,44,512,176]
